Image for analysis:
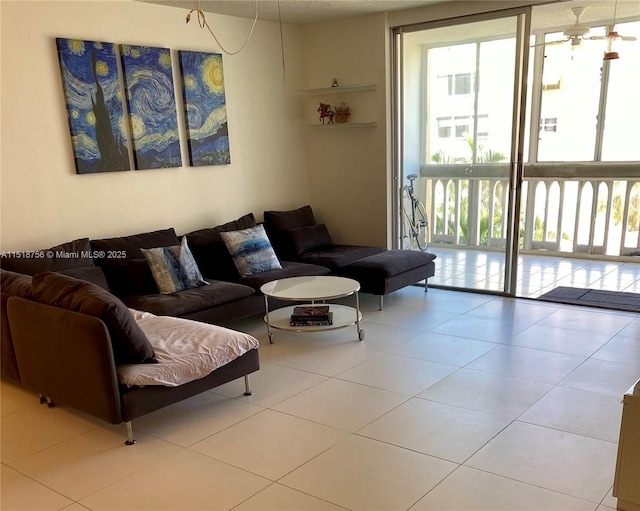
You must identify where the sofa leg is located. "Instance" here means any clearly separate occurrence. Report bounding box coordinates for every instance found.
[424,280,428,293]
[125,421,136,445]
[378,295,384,310]
[243,375,253,396]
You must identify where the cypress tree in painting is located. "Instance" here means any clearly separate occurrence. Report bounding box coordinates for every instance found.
[90,49,128,172]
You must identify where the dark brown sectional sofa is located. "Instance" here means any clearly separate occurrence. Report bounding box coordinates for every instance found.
[1,205,435,443]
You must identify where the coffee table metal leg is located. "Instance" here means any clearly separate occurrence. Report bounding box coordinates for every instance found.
[355,291,365,341]
[264,295,274,344]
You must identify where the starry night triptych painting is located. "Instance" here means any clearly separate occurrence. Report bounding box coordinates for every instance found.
[55,38,230,174]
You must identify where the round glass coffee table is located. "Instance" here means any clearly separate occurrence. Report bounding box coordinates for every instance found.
[260,276,364,343]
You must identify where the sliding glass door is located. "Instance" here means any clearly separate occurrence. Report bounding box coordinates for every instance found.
[393,9,530,294]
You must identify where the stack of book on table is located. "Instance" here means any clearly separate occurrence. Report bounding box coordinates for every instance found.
[290,305,333,326]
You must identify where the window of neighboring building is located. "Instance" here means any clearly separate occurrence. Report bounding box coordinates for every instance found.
[541,117,558,132]
[439,73,474,96]
[424,19,640,164]
[427,39,512,164]
[535,21,640,162]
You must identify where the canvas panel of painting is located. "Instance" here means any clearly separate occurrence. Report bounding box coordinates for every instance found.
[120,45,182,170]
[178,51,230,166]
[56,38,130,174]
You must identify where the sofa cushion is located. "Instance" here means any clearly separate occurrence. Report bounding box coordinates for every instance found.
[31,272,157,365]
[58,266,111,291]
[341,250,437,277]
[122,280,255,317]
[106,259,158,296]
[91,228,180,293]
[264,205,316,231]
[282,224,334,258]
[142,237,207,294]
[221,225,282,277]
[0,238,95,275]
[300,245,387,271]
[186,213,257,246]
[239,261,331,291]
[184,213,256,281]
[263,205,316,259]
[91,228,180,262]
[1,269,33,298]
[0,270,33,384]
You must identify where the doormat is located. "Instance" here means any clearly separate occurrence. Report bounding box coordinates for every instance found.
[538,287,640,312]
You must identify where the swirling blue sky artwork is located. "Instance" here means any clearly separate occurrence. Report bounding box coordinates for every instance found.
[178,51,230,166]
[120,45,182,170]
[56,38,130,173]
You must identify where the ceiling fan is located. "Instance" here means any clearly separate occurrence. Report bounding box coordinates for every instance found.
[539,6,596,47]
[535,6,637,49]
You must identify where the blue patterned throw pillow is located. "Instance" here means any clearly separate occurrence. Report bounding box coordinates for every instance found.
[221,225,282,277]
[141,237,208,294]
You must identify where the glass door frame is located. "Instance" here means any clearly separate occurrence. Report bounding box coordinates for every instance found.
[391,6,532,296]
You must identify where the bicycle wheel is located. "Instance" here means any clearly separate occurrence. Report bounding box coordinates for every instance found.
[412,198,429,251]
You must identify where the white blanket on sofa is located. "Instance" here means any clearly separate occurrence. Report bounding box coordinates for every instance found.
[116,310,259,387]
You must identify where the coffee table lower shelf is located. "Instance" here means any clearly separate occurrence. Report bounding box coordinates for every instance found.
[264,304,364,342]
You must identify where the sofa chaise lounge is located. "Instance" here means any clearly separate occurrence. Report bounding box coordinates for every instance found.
[264,205,436,309]
[2,270,260,445]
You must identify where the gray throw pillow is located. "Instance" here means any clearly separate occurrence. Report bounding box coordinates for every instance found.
[141,237,208,294]
[221,225,282,277]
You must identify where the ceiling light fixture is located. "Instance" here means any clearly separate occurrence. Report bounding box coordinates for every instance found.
[185,0,259,55]
[602,0,637,60]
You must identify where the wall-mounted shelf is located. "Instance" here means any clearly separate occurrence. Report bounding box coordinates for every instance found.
[300,84,377,95]
[307,121,378,129]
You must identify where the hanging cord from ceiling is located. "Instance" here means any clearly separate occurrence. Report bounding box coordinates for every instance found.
[185,0,286,84]
[277,0,286,85]
[185,0,259,55]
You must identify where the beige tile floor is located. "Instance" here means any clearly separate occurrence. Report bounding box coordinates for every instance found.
[2,287,639,511]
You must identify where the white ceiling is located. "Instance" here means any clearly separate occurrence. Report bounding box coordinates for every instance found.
[137,0,446,24]
[138,0,639,28]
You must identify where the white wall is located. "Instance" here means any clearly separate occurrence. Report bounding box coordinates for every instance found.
[300,13,390,248]
[0,0,307,251]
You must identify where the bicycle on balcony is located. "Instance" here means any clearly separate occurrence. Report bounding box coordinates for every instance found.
[402,174,429,252]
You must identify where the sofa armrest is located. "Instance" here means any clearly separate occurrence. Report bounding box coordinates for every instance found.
[7,297,123,424]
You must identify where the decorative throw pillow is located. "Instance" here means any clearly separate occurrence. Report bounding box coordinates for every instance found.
[220,225,282,277]
[184,213,257,280]
[141,237,208,294]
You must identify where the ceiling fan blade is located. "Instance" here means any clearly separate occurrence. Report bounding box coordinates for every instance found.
[620,35,638,41]
[531,38,568,48]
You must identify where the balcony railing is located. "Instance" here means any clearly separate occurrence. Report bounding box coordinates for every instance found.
[417,163,640,258]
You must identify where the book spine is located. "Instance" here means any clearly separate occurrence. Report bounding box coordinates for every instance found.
[290,315,331,322]
[290,320,333,326]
